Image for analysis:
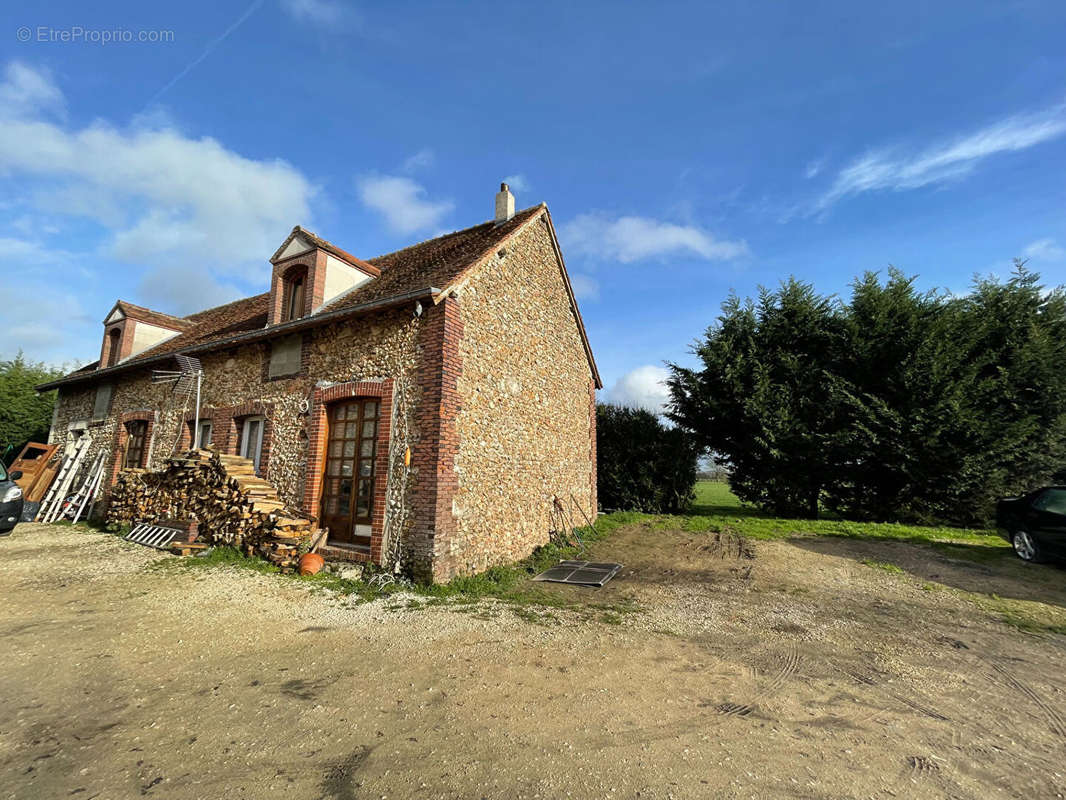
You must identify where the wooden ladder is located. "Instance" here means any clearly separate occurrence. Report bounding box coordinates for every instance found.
[70,451,108,524]
[36,435,93,523]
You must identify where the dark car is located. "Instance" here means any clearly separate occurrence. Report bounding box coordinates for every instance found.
[0,461,24,535]
[996,487,1066,563]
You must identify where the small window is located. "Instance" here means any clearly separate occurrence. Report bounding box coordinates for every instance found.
[92,384,113,422]
[106,328,121,367]
[239,416,266,474]
[283,275,306,322]
[124,420,148,469]
[268,334,303,378]
[197,420,213,449]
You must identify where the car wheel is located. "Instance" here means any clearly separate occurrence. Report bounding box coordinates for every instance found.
[1011,530,1045,563]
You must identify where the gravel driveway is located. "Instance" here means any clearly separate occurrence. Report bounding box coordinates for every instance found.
[2,522,1065,799]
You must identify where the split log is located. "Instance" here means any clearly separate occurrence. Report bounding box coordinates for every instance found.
[107,450,316,571]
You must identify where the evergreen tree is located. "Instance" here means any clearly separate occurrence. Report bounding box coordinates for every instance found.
[668,279,851,518]
[0,352,67,465]
[596,403,700,513]
[668,266,1066,526]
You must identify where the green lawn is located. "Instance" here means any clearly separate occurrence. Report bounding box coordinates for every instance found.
[678,481,1007,548]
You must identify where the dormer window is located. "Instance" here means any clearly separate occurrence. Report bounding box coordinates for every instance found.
[267,226,380,326]
[98,301,188,370]
[283,271,306,322]
[105,328,122,366]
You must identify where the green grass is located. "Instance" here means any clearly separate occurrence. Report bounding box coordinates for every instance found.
[659,481,1008,550]
[861,558,905,574]
[974,594,1066,636]
[153,510,643,620]
[690,480,760,516]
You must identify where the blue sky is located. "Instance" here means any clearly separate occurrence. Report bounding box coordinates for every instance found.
[1,0,1065,409]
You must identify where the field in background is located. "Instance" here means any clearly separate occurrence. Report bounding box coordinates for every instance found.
[680,480,1007,550]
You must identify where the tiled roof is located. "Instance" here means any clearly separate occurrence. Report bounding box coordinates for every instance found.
[39,204,600,389]
[112,301,194,330]
[323,204,544,312]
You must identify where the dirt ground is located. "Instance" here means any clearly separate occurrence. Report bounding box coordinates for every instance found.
[2,522,1066,800]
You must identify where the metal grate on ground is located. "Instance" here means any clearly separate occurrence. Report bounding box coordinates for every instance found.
[533,560,622,587]
[124,523,185,550]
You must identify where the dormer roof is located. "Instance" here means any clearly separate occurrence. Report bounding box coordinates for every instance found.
[270,226,380,277]
[103,300,194,331]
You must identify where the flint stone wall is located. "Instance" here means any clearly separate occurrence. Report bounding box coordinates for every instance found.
[50,308,423,571]
[447,215,597,577]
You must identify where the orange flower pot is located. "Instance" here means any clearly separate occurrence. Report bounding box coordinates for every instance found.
[299,552,325,576]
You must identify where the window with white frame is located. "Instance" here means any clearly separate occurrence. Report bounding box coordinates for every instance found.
[239,416,265,473]
[197,420,213,449]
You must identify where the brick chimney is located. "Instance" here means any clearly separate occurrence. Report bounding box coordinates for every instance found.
[495,182,515,224]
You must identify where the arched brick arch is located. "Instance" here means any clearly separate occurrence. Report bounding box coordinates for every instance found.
[269,253,318,325]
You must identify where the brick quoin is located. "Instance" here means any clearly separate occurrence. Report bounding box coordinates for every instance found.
[588,379,598,519]
[409,295,463,583]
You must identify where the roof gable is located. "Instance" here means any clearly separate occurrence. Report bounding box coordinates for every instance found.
[271,225,380,277]
[436,207,602,389]
[275,234,314,261]
[102,300,192,331]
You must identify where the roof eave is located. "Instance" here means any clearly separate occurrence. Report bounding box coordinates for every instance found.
[35,287,441,392]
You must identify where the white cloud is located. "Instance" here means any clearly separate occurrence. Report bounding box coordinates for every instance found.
[0,236,66,264]
[817,103,1066,211]
[804,159,824,179]
[502,174,530,194]
[139,265,244,315]
[605,365,671,414]
[401,148,434,173]
[0,62,65,120]
[1023,237,1065,262]
[568,272,599,301]
[356,174,453,235]
[280,0,352,27]
[0,280,95,363]
[562,213,749,263]
[0,63,315,285]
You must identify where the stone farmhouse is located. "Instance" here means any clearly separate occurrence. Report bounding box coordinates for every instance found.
[38,185,601,581]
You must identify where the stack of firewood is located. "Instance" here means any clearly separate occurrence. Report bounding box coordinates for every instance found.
[108,450,319,570]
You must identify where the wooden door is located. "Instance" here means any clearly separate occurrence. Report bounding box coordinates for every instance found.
[319,399,380,547]
[124,421,147,469]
